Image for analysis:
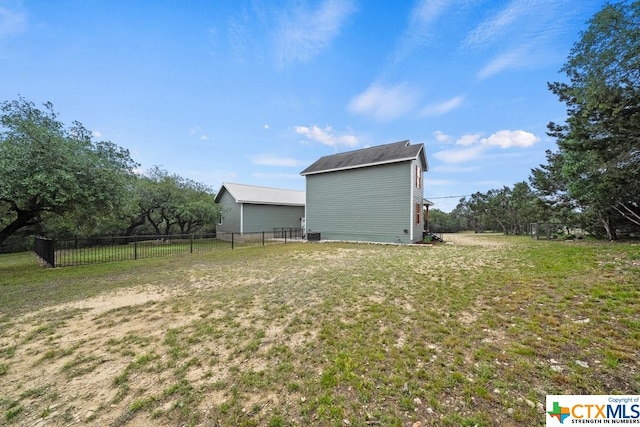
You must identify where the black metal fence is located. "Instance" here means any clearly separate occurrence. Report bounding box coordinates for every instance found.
[34,236,55,267]
[273,227,303,239]
[34,231,302,268]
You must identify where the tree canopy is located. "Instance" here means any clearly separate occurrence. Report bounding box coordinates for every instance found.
[0,98,139,245]
[122,166,219,237]
[447,182,545,235]
[0,98,223,251]
[538,0,640,239]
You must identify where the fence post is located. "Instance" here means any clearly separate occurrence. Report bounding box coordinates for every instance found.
[190,234,194,253]
[284,230,287,244]
[134,235,138,260]
[50,238,56,268]
[262,231,265,246]
[231,232,234,249]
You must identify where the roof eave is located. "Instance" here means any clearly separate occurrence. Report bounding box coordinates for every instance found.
[214,185,232,203]
[237,200,304,206]
[301,156,419,176]
[418,146,428,171]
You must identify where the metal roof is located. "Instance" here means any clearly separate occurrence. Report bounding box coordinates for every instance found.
[300,140,428,176]
[214,182,305,206]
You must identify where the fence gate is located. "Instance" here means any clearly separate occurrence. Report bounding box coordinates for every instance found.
[34,237,55,267]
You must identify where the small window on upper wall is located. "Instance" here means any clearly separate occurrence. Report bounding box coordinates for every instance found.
[415,165,422,189]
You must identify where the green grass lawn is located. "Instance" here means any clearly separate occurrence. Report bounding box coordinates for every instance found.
[0,234,638,426]
[39,235,286,267]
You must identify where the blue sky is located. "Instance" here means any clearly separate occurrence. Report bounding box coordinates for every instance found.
[1,0,606,211]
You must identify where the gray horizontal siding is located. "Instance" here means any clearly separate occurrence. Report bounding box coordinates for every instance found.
[412,159,425,242]
[217,187,304,234]
[243,204,304,233]
[306,162,416,243]
[216,191,241,233]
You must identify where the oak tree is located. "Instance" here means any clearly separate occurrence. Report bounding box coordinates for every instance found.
[0,98,137,245]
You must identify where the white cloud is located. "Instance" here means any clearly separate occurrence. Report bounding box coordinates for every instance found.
[477,46,529,79]
[274,0,357,67]
[227,11,254,62]
[456,133,480,146]
[480,130,538,148]
[263,123,270,130]
[348,83,418,121]
[392,0,450,64]
[421,95,464,116]
[432,144,486,164]
[412,0,449,23]
[189,126,211,141]
[464,0,571,50]
[251,154,306,167]
[433,130,451,143]
[468,0,582,78]
[431,129,537,163]
[464,0,530,48]
[224,0,356,68]
[92,131,102,139]
[295,125,358,147]
[0,6,26,40]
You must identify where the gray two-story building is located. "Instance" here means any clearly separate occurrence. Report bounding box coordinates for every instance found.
[300,140,428,243]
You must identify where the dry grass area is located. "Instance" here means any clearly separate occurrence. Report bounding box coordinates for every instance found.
[0,233,638,426]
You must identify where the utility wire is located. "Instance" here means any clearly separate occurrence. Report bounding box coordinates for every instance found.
[427,194,472,199]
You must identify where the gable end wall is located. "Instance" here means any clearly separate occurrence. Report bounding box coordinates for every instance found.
[411,158,425,242]
[216,190,241,233]
[306,161,419,243]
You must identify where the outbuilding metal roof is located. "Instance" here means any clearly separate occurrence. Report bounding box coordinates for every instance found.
[300,140,427,176]
[214,182,305,206]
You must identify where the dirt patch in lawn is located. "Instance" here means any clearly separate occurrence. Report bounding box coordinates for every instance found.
[443,232,511,247]
[1,236,638,426]
[0,285,201,426]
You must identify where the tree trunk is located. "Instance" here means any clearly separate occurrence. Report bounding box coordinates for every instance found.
[163,221,172,237]
[600,214,617,240]
[185,220,201,235]
[0,210,39,246]
[496,220,507,234]
[146,212,162,235]
[124,215,145,236]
